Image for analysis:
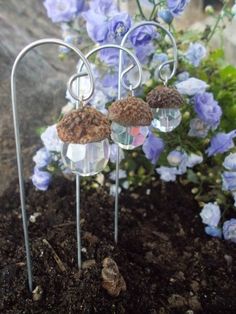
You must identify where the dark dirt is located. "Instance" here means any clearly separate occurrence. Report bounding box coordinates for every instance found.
[0,177,236,314]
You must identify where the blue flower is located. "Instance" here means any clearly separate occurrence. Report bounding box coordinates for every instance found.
[206,131,236,157]
[33,147,52,169]
[130,25,156,47]
[175,78,209,96]
[90,0,117,15]
[99,48,119,66]
[200,202,221,227]
[223,219,236,243]
[156,166,178,182]
[135,43,155,64]
[32,167,52,191]
[108,12,131,40]
[205,226,222,238]
[167,0,191,16]
[222,171,236,192]
[194,92,222,128]
[188,118,210,138]
[41,125,61,152]
[223,153,236,171]
[82,10,109,43]
[185,42,207,67]
[177,71,190,82]
[142,132,165,165]
[109,144,125,163]
[43,0,84,23]
[158,9,173,24]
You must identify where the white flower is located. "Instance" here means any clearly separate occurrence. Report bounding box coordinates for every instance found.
[61,102,74,115]
[110,184,121,197]
[223,153,236,171]
[200,203,221,227]
[41,124,61,152]
[175,78,209,96]
[109,169,127,181]
[186,153,203,168]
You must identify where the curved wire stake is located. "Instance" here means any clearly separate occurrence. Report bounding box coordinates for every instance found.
[11,38,94,291]
[115,21,178,243]
[77,44,143,244]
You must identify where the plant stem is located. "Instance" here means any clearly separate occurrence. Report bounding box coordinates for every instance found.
[149,4,158,20]
[136,0,147,20]
[206,3,227,44]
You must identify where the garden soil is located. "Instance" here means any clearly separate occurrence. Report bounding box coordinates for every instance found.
[0,178,236,314]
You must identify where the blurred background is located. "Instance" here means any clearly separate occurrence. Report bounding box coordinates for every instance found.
[0,0,235,196]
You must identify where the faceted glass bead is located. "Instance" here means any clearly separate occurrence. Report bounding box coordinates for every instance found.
[151,108,182,132]
[61,139,110,176]
[111,122,149,150]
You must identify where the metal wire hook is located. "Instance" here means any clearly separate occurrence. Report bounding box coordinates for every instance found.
[10,38,95,291]
[119,21,178,86]
[67,71,92,102]
[77,43,143,93]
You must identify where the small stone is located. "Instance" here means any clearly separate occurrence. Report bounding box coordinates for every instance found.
[188,296,202,311]
[83,232,99,246]
[224,254,233,271]
[190,280,200,293]
[32,285,43,302]
[29,212,41,223]
[82,259,96,270]
[101,257,126,297]
[168,294,187,308]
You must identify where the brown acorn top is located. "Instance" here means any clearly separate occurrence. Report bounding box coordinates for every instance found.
[146,86,184,109]
[57,106,110,144]
[108,96,153,127]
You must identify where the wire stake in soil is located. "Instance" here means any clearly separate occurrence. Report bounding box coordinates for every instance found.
[10,38,94,291]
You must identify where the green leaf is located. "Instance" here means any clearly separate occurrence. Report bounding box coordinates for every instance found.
[187,169,199,184]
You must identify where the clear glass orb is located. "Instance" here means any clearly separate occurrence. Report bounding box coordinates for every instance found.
[61,139,110,176]
[151,108,182,132]
[111,122,149,150]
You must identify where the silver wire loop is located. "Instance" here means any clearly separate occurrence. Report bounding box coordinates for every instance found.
[67,71,92,102]
[77,44,143,92]
[118,21,178,91]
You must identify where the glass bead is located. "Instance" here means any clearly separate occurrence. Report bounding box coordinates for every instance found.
[151,108,182,132]
[111,122,149,150]
[61,139,110,176]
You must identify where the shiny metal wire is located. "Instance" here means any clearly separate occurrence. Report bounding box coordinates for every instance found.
[77,43,143,244]
[11,38,95,291]
[114,21,178,244]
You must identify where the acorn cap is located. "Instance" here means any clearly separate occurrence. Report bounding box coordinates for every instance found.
[146,86,184,109]
[108,96,153,127]
[57,106,110,144]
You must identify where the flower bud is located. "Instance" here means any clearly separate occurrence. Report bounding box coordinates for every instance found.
[183,111,190,120]
[191,188,198,194]
[205,5,214,14]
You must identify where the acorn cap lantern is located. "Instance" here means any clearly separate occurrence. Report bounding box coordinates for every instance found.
[57,106,111,144]
[108,96,153,127]
[146,86,184,109]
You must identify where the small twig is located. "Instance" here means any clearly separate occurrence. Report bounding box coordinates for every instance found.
[42,239,66,272]
[52,221,76,228]
[136,0,147,20]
